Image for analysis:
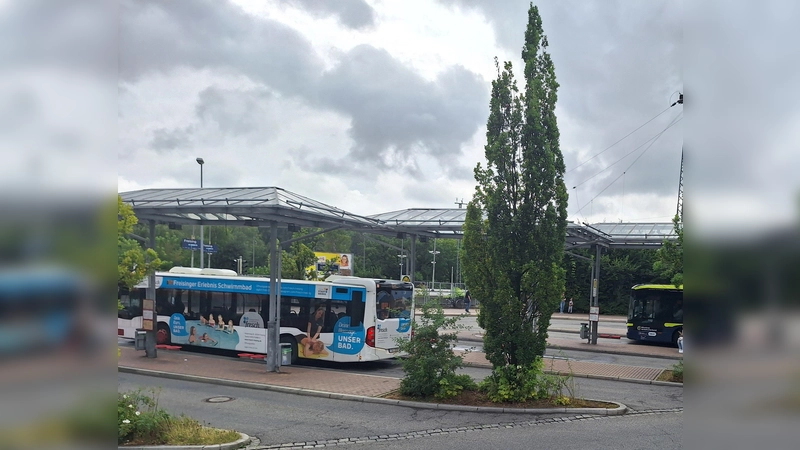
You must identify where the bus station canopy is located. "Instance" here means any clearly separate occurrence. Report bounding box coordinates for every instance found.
[120,187,677,249]
[120,187,389,232]
[369,208,676,249]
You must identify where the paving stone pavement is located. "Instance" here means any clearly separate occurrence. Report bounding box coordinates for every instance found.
[119,346,402,397]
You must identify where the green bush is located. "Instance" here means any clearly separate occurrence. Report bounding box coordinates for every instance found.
[480,358,571,404]
[396,303,474,399]
[118,389,171,445]
[672,359,684,382]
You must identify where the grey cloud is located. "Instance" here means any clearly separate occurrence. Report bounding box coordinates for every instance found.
[566,113,683,199]
[440,0,682,199]
[120,0,323,95]
[150,126,194,152]
[687,1,800,196]
[194,86,276,138]
[0,0,116,75]
[313,45,489,178]
[278,0,375,29]
[121,1,493,185]
[145,86,280,156]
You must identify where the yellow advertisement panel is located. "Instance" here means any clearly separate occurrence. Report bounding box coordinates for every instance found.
[307,252,353,279]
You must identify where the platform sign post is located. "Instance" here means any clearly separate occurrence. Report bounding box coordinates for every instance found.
[142,299,155,331]
[589,306,599,322]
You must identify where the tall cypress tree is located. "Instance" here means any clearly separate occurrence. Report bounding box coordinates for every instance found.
[463,3,567,367]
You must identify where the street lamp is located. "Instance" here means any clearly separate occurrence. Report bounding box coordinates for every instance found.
[397,254,407,279]
[197,157,205,269]
[428,238,440,290]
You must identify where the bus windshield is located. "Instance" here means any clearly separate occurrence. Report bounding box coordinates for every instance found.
[375,281,413,319]
[627,284,683,345]
[629,289,683,323]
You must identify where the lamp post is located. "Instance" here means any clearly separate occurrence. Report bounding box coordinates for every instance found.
[428,238,440,291]
[397,254,407,279]
[196,157,205,269]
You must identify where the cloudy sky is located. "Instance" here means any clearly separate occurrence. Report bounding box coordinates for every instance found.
[2,1,798,234]
[114,0,685,225]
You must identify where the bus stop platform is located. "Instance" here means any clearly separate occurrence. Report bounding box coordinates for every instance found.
[118,332,680,401]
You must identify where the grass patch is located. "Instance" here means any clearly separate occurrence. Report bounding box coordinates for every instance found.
[119,389,242,446]
[656,360,684,383]
[162,416,242,446]
[656,370,675,382]
[121,415,242,447]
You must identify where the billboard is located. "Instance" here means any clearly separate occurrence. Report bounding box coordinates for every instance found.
[309,252,353,278]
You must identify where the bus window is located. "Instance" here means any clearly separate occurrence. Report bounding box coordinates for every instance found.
[627,285,683,345]
[350,290,364,328]
[376,291,392,319]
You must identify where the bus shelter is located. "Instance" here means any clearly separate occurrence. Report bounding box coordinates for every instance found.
[121,187,678,355]
[121,187,391,371]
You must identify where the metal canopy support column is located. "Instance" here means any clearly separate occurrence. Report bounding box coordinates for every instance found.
[590,244,602,345]
[409,235,417,283]
[145,219,157,358]
[276,248,283,368]
[266,221,279,372]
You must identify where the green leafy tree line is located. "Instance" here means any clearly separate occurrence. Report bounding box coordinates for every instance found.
[654,214,683,287]
[118,195,161,290]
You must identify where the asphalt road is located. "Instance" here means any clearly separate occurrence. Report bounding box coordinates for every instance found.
[118,372,682,449]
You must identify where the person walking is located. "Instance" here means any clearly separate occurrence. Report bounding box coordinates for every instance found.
[464,290,472,314]
[568,298,574,314]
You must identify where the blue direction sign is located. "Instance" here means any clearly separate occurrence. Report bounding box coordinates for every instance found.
[181,239,199,250]
[181,239,200,250]
[181,239,217,254]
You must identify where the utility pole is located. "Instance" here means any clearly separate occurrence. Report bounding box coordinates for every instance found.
[196,157,205,269]
[428,238,440,291]
[671,92,683,221]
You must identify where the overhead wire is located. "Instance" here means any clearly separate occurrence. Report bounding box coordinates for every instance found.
[566,105,673,175]
[573,111,683,189]
[573,112,683,218]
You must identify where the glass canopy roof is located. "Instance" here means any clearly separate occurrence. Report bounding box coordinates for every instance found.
[120,188,676,249]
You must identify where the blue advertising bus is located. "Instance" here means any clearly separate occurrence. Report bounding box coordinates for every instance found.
[118,267,414,363]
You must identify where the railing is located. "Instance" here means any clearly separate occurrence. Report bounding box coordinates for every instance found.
[414,282,477,309]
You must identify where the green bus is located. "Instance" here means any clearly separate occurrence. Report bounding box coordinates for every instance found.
[626,284,683,346]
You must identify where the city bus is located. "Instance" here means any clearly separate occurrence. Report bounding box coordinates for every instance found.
[118,267,414,363]
[1,266,93,357]
[626,284,683,346]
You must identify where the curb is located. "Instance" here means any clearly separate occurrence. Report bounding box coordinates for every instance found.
[455,334,682,361]
[119,432,250,450]
[119,366,627,415]
[459,360,682,387]
[434,311,629,324]
[544,343,683,361]
[458,328,626,338]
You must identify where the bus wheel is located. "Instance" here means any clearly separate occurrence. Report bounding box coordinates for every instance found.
[279,335,298,365]
[157,323,171,345]
[672,329,682,347]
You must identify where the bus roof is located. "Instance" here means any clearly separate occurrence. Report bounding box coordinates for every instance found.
[159,269,358,288]
[632,284,683,291]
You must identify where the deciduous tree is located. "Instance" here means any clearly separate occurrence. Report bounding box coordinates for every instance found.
[654,214,683,287]
[463,4,567,369]
[118,195,161,290]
